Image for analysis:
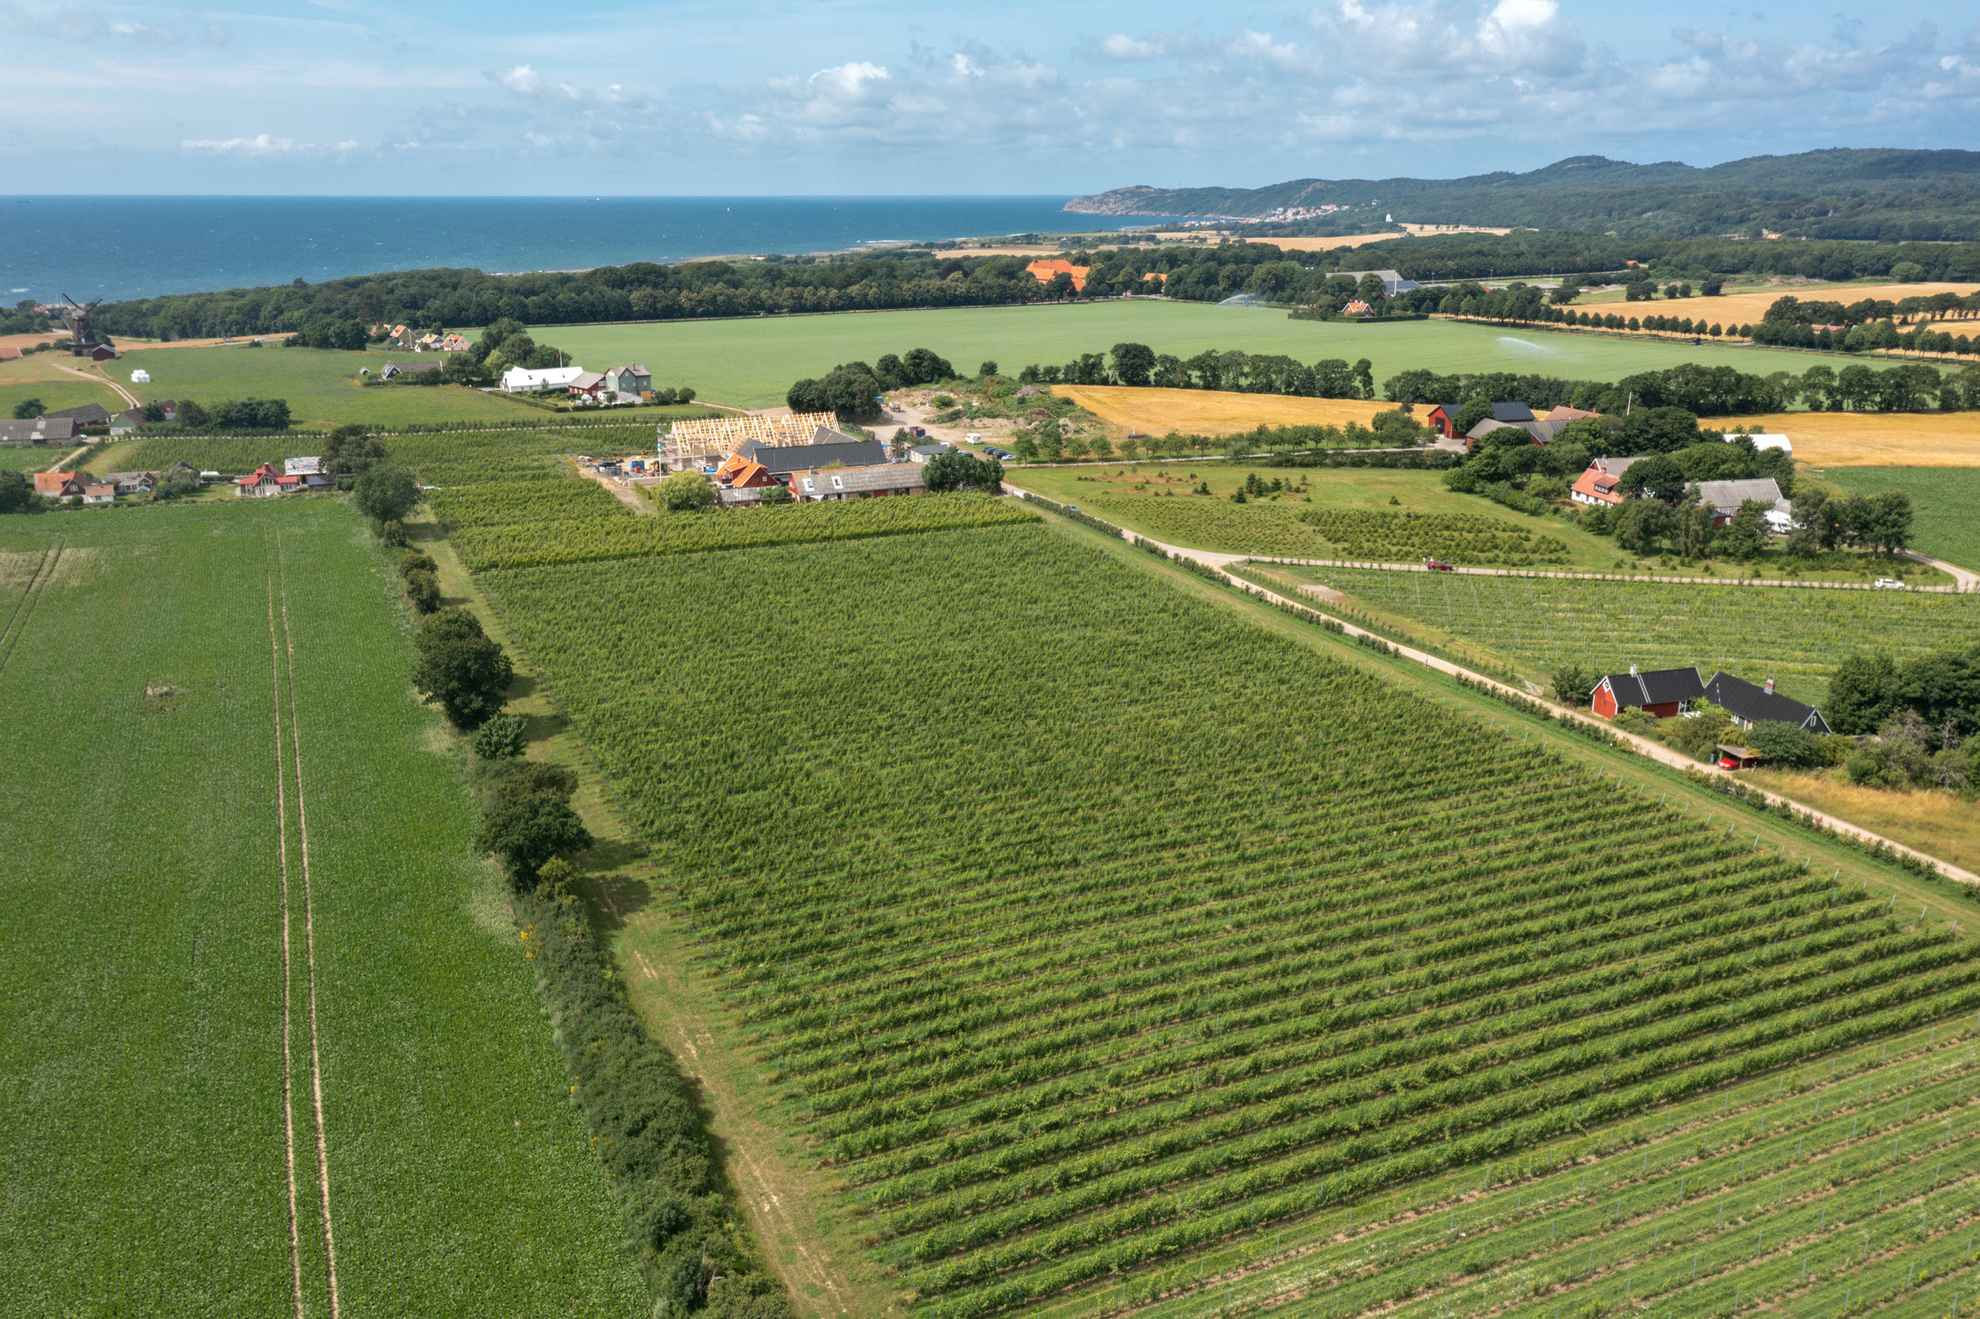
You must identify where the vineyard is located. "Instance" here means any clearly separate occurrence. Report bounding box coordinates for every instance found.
[452,492,1036,570]
[470,519,1980,1315]
[1048,490,1572,565]
[1285,566,1980,707]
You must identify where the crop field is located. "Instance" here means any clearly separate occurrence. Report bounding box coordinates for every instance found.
[466,515,1980,1316]
[1703,411,1980,467]
[1574,280,1980,326]
[100,345,535,428]
[533,301,1883,409]
[1283,566,1980,707]
[0,446,64,471]
[101,420,670,483]
[0,502,641,1314]
[1825,467,1980,569]
[1049,384,1391,435]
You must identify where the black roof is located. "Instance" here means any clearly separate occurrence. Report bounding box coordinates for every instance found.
[1599,666,1704,708]
[1704,672,1830,733]
[43,402,112,424]
[740,438,888,475]
[1490,401,1536,423]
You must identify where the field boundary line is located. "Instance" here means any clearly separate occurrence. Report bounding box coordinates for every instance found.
[0,540,63,676]
[266,576,306,1319]
[277,536,342,1319]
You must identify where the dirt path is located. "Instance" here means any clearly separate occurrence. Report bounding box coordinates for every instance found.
[1906,550,1980,593]
[53,362,136,409]
[276,542,342,1319]
[265,579,307,1319]
[574,461,655,515]
[1009,484,1980,889]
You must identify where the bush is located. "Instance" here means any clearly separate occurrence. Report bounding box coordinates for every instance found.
[1744,721,1825,769]
[399,549,438,579]
[1550,664,1595,705]
[474,761,589,886]
[404,567,441,614]
[471,712,528,760]
[659,471,715,512]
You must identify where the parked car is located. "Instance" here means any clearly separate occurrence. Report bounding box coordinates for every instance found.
[1425,558,1455,572]
[1873,578,1907,590]
[910,426,927,438]
[965,432,983,444]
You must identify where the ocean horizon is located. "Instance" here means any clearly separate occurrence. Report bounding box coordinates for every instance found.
[0,195,1166,304]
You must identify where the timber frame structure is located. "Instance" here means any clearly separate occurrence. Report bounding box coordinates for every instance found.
[662,411,840,469]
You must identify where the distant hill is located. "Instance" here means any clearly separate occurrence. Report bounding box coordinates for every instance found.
[1067,150,1980,241]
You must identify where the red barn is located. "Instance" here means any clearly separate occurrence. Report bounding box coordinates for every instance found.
[1591,665,1704,720]
[1423,402,1463,438]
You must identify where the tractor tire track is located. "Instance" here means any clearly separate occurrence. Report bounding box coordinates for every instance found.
[0,541,62,676]
[276,536,342,1319]
[266,577,307,1319]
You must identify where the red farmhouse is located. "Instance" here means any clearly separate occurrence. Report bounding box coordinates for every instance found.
[1591,665,1705,720]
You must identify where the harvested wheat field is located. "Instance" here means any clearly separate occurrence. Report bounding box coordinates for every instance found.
[1579,281,1980,327]
[1241,232,1403,252]
[1053,384,1389,435]
[1704,411,1980,467]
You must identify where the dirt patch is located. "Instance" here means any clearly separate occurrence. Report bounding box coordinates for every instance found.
[1300,583,1348,605]
[40,546,100,588]
[0,550,46,588]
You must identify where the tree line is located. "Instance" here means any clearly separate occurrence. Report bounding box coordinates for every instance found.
[784,346,957,420]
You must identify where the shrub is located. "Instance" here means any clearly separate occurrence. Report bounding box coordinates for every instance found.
[658,471,716,512]
[1550,665,1595,706]
[1744,721,1826,769]
[471,712,528,760]
[474,761,590,887]
[404,567,441,614]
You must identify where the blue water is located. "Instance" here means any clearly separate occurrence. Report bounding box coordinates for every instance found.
[0,196,1159,303]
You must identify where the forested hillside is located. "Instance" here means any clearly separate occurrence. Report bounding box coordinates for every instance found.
[1070,149,1980,240]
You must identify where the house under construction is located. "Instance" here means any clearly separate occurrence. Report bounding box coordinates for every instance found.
[660,411,841,470]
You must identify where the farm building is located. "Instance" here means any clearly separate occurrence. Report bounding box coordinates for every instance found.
[567,371,611,401]
[604,364,652,399]
[80,483,116,506]
[44,402,114,428]
[88,344,117,362]
[1025,259,1090,292]
[1726,432,1792,455]
[1426,400,1533,440]
[1591,665,1705,720]
[791,464,925,501]
[908,443,955,464]
[1716,744,1764,770]
[664,411,839,469]
[105,471,158,496]
[236,463,303,498]
[1703,672,1831,734]
[33,471,86,501]
[1354,269,1419,296]
[379,361,441,382]
[0,416,80,445]
[1545,405,1602,423]
[1341,299,1374,318]
[734,435,888,476]
[1570,456,1642,506]
[284,456,322,477]
[1692,478,1789,529]
[1466,415,1571,449]
[500,365,585,393]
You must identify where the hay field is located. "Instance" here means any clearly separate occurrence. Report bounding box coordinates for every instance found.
[1577,281,1980,327]
[1241,233,1402,252]
[1051,384,1389,435]
[1703,411,1980,467]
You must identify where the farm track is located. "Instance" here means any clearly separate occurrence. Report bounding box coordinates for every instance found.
[0,541,62,676]
[264,535,340,1319]
[265,579,306,1319]
[1248,552,1975,594]
[276,537,341,1319]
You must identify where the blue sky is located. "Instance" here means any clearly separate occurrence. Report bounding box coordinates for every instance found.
[5,0,1977,195]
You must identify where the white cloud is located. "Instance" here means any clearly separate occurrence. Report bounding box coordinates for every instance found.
[499,64,540,94]
[1102,33,1162,60]
[951,52,982,79]
[1489,0,1557,31]
[809,61,890,100]
[1229,30,1301,69]
[179,133,357,157]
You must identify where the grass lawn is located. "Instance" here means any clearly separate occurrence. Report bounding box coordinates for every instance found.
[0,446,67,471]
[1822,467,1980,569]
[0,500,643,1315]
[97,346,538,429]
[533,301,1888,408]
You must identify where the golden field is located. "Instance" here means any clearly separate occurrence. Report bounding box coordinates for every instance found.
[1705,411,1980,467]
[1577,281,1980,328]
[1052,384,1389,435]
[1240,233,1402,253]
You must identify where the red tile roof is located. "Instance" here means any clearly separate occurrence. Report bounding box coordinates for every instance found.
[1025,259,1090,292]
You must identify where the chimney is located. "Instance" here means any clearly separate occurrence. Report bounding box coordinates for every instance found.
[1764,677,1775,695]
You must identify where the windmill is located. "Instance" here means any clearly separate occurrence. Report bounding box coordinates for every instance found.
[60,293,104,356]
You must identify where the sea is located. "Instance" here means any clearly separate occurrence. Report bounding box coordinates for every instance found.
[0,196,1164,303]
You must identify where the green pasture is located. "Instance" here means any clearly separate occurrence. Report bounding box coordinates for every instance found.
[0,502,642,1314]
[109,346,530,428]
[535,301,1892,408]
[1825,467,1980,571]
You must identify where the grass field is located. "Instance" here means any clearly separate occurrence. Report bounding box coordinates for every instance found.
[1050,383,1390,435]
[0,353,128,419]
[1824,467,1980,568]
[534,301,1892,409]
[1008,461,1944,582]
[0,501,643,1314]
[458,501,1980,1316]
[0,446,66,471]
[1574,280,1980,326]
[1747,772,1980,877]
[1273,565,1980,707]
[1703,411,1980,467]
[80,346,533,428]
